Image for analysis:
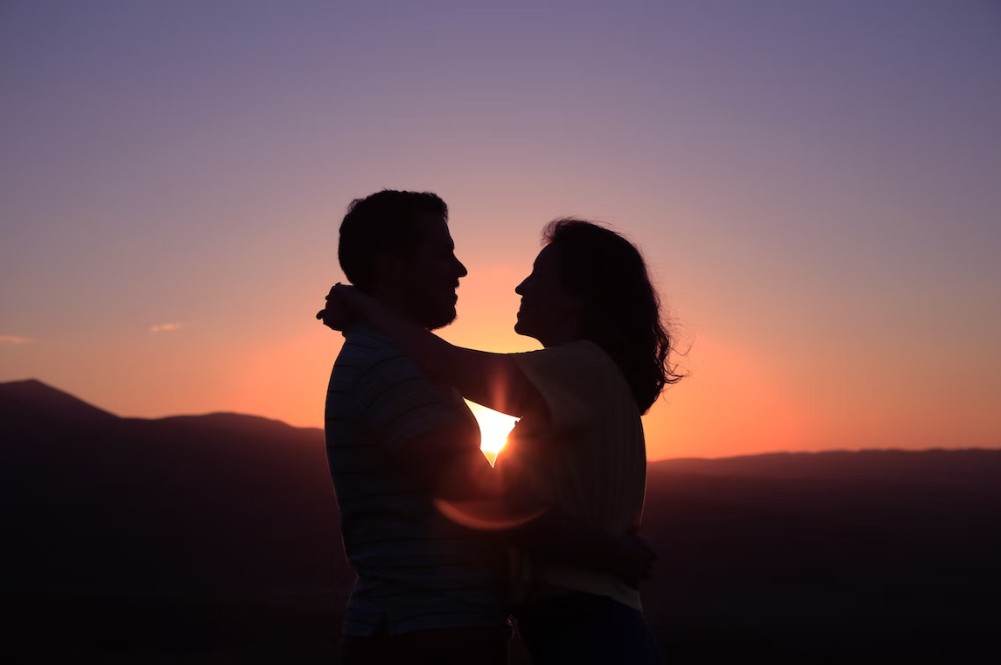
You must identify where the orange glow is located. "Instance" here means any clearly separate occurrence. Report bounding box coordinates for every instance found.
[641,333,816,459]
[224,327,334,428]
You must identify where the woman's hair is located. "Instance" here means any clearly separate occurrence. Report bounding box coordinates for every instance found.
[543,218,682,413]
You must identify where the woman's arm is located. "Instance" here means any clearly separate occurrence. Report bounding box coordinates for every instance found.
[318,284,541,418]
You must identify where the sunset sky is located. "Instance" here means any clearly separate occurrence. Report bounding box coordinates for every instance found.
[2,1,999,460]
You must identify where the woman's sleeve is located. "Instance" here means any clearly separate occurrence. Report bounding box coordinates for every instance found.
[511,341,606,433]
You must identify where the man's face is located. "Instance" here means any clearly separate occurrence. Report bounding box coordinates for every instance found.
[394,214,467,330]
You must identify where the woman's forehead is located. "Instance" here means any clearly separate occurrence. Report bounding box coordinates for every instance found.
[534,243,562,268]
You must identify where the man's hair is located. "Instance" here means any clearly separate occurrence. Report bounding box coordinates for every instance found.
[338,190,448,292]
[543,218,683,413]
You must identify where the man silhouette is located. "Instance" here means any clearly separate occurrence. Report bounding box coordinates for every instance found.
[323,190,509,664]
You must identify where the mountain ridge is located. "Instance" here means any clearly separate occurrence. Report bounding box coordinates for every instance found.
[5,379,995,464]
[0,378,117,424]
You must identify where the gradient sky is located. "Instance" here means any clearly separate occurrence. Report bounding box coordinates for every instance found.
[2,0,999,460]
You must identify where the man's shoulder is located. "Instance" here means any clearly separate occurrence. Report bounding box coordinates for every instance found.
[331,328,436,398]
[335,327,408,366]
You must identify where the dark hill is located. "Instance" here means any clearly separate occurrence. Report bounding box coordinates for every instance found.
[0,378,116,427]
[650,448,1001,487]
[1,380,998,663]
[1,381,344,595]
[642,450,1001,664]
[0,380,349,661]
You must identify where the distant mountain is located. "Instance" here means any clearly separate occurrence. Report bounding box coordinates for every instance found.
[0,379,346,599]
[2,380,999,663]
[0,378,116,428]
[650,448,1001,486]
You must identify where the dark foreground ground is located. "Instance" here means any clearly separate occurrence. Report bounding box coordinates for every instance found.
[640,453,1001,664]
[2,382,999,663]
[6,451,1000,665]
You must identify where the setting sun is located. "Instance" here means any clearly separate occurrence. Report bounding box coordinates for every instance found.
[466,401,518,464]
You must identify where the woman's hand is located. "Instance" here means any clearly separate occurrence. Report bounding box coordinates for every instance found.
[316,283,368,331]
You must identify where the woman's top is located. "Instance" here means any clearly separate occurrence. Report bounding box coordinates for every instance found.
[497,340,647,610]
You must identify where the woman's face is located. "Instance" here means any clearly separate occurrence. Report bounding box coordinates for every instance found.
[514,244,583,346]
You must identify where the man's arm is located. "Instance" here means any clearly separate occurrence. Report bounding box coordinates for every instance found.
[427,477,655,586]
[508,514,656,588]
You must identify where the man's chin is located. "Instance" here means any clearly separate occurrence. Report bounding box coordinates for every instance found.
[425,307,458,331]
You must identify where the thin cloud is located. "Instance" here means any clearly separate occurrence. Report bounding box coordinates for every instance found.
[0,335,34,345]
[149,322,184,333]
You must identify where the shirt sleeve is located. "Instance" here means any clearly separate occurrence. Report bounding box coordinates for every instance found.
[512,341,609,434]
[355,350,477,454]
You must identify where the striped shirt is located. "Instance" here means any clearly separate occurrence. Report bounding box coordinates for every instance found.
[325,326,508,637]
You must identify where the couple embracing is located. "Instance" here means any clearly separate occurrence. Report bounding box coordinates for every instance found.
[317,190,681,664]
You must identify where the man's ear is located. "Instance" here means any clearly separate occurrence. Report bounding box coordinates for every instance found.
[373,252,408,286]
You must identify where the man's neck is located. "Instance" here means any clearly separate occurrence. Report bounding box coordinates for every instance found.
[368,286,429,331]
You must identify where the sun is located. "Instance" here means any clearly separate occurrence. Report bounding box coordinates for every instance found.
[465,400,518,465]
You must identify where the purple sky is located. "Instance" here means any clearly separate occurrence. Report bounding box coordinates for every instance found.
[2,1,999,458]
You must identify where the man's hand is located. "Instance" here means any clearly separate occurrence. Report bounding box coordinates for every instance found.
[612,527,658,588]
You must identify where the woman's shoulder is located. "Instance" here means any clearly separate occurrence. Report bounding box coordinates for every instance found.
[543,340,622,379]
[515,340,630,403]
[519,339,606,364]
